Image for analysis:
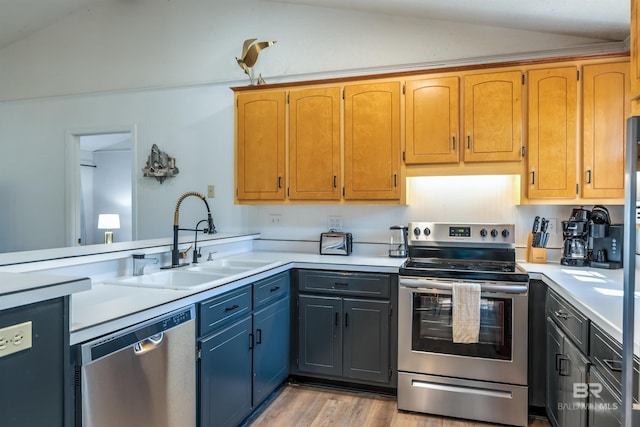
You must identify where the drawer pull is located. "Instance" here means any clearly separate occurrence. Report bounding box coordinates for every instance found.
[334,282,349,287]
[269,286,281,293]
[225,304,240,312]
[603,358,622,372]
[345,313,349,327]
[558,354,570,377]
[554,310,569,320]
[335,312,339,326]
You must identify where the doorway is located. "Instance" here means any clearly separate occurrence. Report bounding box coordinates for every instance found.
[66,126,136,246]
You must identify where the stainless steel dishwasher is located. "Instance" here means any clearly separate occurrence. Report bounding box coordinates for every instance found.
[76,305,196,427]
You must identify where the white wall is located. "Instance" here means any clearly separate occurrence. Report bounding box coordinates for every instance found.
[0,0,624,254]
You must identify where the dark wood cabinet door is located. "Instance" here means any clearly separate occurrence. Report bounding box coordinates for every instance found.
[297,295,342,377]
[342,298,390,383]
[199,316,253,427]
[253,296,290,406]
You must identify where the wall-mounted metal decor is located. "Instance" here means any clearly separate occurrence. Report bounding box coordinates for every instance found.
[235,38,277,85]
[142,144,179,183]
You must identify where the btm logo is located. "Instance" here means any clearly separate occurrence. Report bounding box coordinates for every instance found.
[558,383,619,412]
[573,383,602,399]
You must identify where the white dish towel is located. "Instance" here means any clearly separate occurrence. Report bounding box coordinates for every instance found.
[452,282,481,344]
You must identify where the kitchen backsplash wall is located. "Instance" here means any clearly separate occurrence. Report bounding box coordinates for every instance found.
[250,175,625,255]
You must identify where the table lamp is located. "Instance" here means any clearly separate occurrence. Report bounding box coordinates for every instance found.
[98,214,120,244]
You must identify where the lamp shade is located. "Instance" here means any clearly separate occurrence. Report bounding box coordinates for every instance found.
[98,214,120,230]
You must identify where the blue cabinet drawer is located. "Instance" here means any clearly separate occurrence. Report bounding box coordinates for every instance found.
[253,272,289,309]
[198,285,252,336]
[298,270,390,298]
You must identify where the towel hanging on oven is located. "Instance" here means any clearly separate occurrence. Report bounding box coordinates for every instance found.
[452,282,481,343]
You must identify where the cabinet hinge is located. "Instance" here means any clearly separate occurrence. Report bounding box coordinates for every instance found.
[522,74,525,85]
[577,70,580,81]
[521,146,526,158]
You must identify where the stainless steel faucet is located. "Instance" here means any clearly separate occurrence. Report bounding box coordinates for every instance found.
[132,254,159,276]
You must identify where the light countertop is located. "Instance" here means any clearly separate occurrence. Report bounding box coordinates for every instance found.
[70,251,406,345]
[518,260,638,355]
[0,271,90,311]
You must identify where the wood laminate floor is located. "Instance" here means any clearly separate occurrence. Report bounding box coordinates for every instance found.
[249,384,551,427]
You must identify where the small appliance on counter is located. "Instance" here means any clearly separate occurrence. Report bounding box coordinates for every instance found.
[388,225,408,258]
[319,231,352,256]
[560,206,623,269]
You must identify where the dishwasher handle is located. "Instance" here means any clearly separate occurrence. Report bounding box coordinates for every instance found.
[133,333,164,356]
[80,305,194,365]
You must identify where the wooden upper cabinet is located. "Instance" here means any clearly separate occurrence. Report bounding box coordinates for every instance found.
[288,87,341,200]
[463,71,523,162]
[527,67,578,199]
[582,62,629,199]
[405,77,460,164]
[631,0,640,100]
[236,91,286,201]
[344,81,401,200]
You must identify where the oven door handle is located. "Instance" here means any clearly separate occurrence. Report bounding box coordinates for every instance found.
[399,278,528,294]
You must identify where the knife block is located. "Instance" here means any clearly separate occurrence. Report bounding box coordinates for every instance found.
[527,232,547,263]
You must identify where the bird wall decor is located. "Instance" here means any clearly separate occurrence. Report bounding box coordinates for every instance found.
[235,38,277,85]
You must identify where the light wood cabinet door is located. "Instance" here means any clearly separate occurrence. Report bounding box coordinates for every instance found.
[631,0,640,100]
[236,91,286,201]
[527,67,578,199]
[344,82,401,200]
[405,77,459,164]
[289,87,341,200]
[463,71,523,162]
[582,62,629,199]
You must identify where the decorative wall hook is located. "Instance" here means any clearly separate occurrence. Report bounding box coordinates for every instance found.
[142,144,179,183]
[235,38,277,85]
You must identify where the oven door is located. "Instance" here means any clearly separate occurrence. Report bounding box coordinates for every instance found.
[398,277,528,385]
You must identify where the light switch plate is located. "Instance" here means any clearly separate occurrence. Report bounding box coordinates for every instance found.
[0,321,32,358]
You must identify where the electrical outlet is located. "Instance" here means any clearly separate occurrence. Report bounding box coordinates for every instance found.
[327,216,343,231]
[0,321,32,358]
[207,185,215,198]
[269,214,283,226]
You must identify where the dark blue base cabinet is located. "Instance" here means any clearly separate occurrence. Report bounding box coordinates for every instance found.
[198,272,290,427]
[291,270,397,390]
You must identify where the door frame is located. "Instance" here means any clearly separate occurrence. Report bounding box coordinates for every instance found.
[65,124,138,247]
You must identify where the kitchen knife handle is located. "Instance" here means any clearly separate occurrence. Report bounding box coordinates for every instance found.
[586,169,592,184]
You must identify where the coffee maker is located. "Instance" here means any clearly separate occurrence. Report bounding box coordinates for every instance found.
[560,207,590,267]
[588,206,623,269]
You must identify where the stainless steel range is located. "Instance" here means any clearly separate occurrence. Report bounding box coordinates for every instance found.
[397,222,529,427]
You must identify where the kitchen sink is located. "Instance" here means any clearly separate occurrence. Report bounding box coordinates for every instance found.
[105,258,281,291]
[107,270,228,291]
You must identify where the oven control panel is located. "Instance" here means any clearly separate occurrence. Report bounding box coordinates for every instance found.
[408,222,515,245]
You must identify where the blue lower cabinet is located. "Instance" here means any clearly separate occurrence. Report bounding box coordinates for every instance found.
[253,296,290,406]
[198,272,291,426]
[199,316,253,427]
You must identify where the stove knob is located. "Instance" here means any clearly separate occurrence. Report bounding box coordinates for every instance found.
[480,228,487,237]
[413,227,421,237]
[502,229,510,238]
[423,227,431,236]
[491,229,498,238]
